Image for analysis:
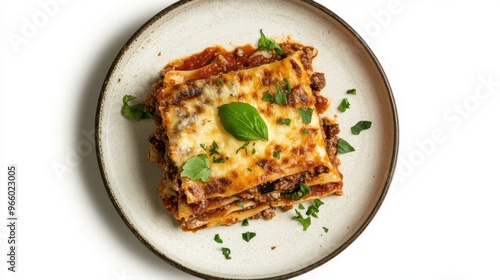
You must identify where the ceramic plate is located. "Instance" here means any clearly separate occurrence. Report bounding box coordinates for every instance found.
[96,0,398,279]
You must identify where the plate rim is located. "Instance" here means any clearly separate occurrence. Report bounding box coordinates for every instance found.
[95,0,399,279]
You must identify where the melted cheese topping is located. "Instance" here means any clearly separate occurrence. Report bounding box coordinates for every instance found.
[158,51,341,204]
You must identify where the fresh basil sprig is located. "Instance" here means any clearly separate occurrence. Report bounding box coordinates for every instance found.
[351,121,372,135]
[258,29,284,55]
[218,102,269,141]
[121,95,153,121]
[180,154,211,182]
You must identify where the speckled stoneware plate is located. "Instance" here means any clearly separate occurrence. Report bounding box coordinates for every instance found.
[96,0,398,279]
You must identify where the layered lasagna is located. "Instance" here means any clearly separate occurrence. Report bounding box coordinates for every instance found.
[145,35,342,231]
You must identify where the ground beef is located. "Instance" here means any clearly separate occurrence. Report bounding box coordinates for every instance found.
[310,72,326,90]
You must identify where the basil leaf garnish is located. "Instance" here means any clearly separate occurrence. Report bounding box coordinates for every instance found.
[121,95,153,121]
[218,102,269,141]
[180,154,211,182]
[351,121,372,135]
[337,138,355,154]
[258,29,284,55]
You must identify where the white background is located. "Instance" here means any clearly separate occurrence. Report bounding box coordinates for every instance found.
[1,0,499,279]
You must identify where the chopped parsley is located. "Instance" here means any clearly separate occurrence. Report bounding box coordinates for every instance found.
[247,168,253,172]
[258,29,284,55]
[302,129,308,135]
[242,219,249,226]
[273,151,281,160]
[346,88,357,94]
[262,91,275,103]
[351,121,372,135]
[218,79,225,87]
[221,248,231,260]
[323,227,329,233]
[212,156,226,164]
[200,143,206,150]
[306,199,324,218]
[338,98,350,112]
[292,209,311,231]
[242,231,256,242]
[236,141,250,155]
[237,202,245,209]
[214,234,223,244]
[180,154,210,182]
[277,118,291,126]
[298,204,305,210]
[285,183,311,200]
[298,108,314,124]
[276,79,291,105]
[121,95,153,121]
[251,147,256,154]
[275,92,287,105]
[209,141,221,156]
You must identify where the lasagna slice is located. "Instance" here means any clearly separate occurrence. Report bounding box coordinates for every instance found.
[145,41,342,231]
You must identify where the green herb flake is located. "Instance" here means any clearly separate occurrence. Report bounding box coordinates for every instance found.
[238,202,245,209]
[258,29,284,55]
[218,79,225,87]
[351,121,372,135]
[121,95,153,121]
[298,204,305,210]
[242,219,249,226]
[221,247,231,260]
[292,209,311,231]
[242,231,256,242]
[302,129,308,135]
[200,143,206,150]
[277,118,291,126]
[251,148,256,154]
[346,88,357,95]
[213,156,226,164]
[236,141,250,155]
[284,183,311,200]
[180,154,210,182]
[275,92,287,105]
[323,227,329,233]
[306,199,324,219]
[298,108,314,124]
[247,168,253,172]
[262,91,275,103]
[338,98,350,112]
[214,234,223,244]
[283,78,291,92]
[209,141,220,156]
[218,102,269,141]
[337,138,355,154]
[273,151,281,160]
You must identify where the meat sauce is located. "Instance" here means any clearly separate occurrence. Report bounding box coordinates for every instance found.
[163,43,330,113]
